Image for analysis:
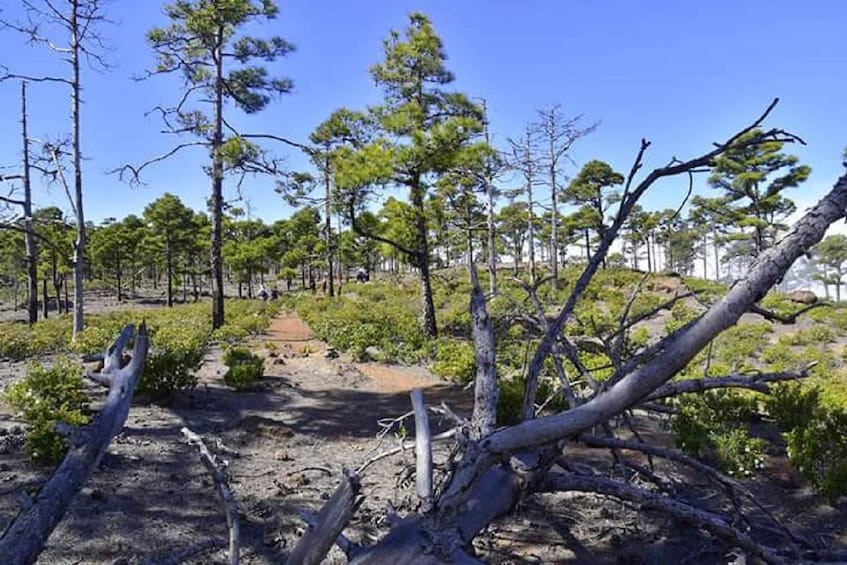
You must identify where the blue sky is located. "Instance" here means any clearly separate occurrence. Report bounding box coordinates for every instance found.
[0,0,844,225]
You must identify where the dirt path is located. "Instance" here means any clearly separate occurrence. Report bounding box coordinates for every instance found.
[0,310,471,565]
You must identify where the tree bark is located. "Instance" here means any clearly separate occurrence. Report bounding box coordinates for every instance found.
[70,0,86,340]
[21,81,38,325]
[210,25,226,330]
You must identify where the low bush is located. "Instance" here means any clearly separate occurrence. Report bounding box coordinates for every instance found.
[4,359,89,464]
[671,390,762,477]
[786,408,847,500]
[432,340,476,384]
[137,325,206,401]
[497,376,564,425]
[765,382,821,432]
[223,347,264,390]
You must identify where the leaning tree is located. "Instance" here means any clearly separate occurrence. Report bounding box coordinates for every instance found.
[288,101,847,564]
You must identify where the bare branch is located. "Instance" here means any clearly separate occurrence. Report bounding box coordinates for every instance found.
[644,365,814,401]
[748,302,825,324]
[181,428,240,565]
[538,472,787,563]
[110,142,207,184]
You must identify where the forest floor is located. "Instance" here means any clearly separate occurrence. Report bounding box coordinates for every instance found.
[1,304,846,564]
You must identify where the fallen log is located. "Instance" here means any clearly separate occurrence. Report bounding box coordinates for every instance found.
[0,324,149,565]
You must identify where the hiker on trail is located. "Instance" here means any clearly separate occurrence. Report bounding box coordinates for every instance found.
[270,287,279,300]
[258,284,269,301]
[356,267,369,283]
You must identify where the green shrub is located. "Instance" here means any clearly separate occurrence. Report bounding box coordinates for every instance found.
[765,382,821,432]
[712,429,766,478]
[497,376,564,425]
[138,326,206,401]
[432,340,476,384]
[223,347,264,390]
[4,359,89,464]
[671,390,761,476]
[664,301,699,333]
[786,408,847,500]
[0,317,71,361]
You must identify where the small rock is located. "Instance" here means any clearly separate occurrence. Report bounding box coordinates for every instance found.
[90,489,106,502]
[273,358,286,365]
[10,426,22,435]
[268,351,279,358]
[0,463,10,472]
[787,290,817,305]
[324,347,338,359]
[0,428,7,436]
[274,450,292,461]
[364,346,382,360]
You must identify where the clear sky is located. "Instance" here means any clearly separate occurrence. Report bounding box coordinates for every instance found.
[0,0,844,226]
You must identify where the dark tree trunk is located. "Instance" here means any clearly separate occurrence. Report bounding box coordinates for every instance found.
[42,278,49,319]
[21,81,38,325]
[210,26,226,330]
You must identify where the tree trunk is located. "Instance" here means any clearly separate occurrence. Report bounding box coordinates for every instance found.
[166,243,173,308]
[324,159,335,298]
[21,81,38,325]
[70,0,85,340]
[486,167,497,295]
[549,156,559,290]
[411,180,437,338]
[210,26,226,330]
[42,278,49,319]
[116,254,122,301]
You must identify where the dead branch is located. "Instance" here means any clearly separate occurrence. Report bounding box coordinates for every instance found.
[748,302,826,324]
[0,324,149,565]
[526,101,797,393]
[644,365,814,401]
[439,169,847,524]
[180,427,240,565]
[356,429,457,475]
[410,389,433,511]
[285,470,362,565]
[578,433,811,551]
[510,276,581,415]
[298,510,355,557]
[539,472,787,563]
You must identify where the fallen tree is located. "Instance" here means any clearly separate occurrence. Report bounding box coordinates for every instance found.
[293,102,847,564]
[0,324,149,565]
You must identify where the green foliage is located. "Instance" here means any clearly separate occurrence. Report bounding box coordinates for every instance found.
[682,277,726,301]
[664,301,699,333]
[139,329,205,401]
[297,284,424,362]
[711,429,767,478]
[786,408,847,500]
[780,325,836,346]
[213,299,282,345]
[672,390,761,477]
[4,359,89,464]
[223,347,264,390]
[432,340,476,383]
[496,377,564,425]
[0,317,72,361]
[765,382,821,432]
